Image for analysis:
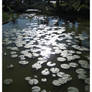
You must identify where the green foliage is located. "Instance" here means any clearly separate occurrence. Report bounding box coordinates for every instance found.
[3,12,12,23]
[3,12,18,23]
[2,0,89,19]
[64,0,89,11]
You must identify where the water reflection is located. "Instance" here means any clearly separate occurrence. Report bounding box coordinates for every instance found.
[3,14,89,92]
[75,22,79,29]
[69,22,73,28]
[40,46,51,58]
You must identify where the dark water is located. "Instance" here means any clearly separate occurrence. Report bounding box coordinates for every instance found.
[3,14,90,92]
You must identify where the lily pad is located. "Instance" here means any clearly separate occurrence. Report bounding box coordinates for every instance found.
[28,79,39,85]
[47,61,56,67]
[68,87,79,92]
[32,86,41,92]
[52,76,72,86]
[61,64,70,69]
[50,67,59,73]
[69,62,78,68]
[78,60,89,69]
[57,57,66,62]
[78,74,87,80]
[41,78,47,82]
[4,79,13,85]
[52,80,61,86]
[7,64,14,69]
[32,63,42,70]
[41,68,50,75]
[11,54,18,58]
[19,60,29,65]
[76,68,87,74]
[57,72,65,77]
[85,78,89,84]
[10,51,17,55]
[25,76,31,81]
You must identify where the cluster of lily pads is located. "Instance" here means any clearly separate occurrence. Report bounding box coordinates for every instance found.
[3,15,89,92]
[52,73,72,86]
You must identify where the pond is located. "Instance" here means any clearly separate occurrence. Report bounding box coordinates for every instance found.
[3,13,90,92]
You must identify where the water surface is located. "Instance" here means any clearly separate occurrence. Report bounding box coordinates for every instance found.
[3,14,90,92]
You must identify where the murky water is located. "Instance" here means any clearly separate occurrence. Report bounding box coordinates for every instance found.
[3,14,90,92]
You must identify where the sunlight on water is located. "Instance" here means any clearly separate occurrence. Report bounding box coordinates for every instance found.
[3,14,89,92]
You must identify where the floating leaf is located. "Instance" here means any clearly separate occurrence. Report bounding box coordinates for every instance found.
[57,57,66,62]
[69,62,78,68]
[61,64,70,69]
[4,79,13,85]
[41,68,50,75]
[32,86,41,92]
[47,61,56,67]
[19,60,29,65]
[50,67,59,73]
[68,87,79,92]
